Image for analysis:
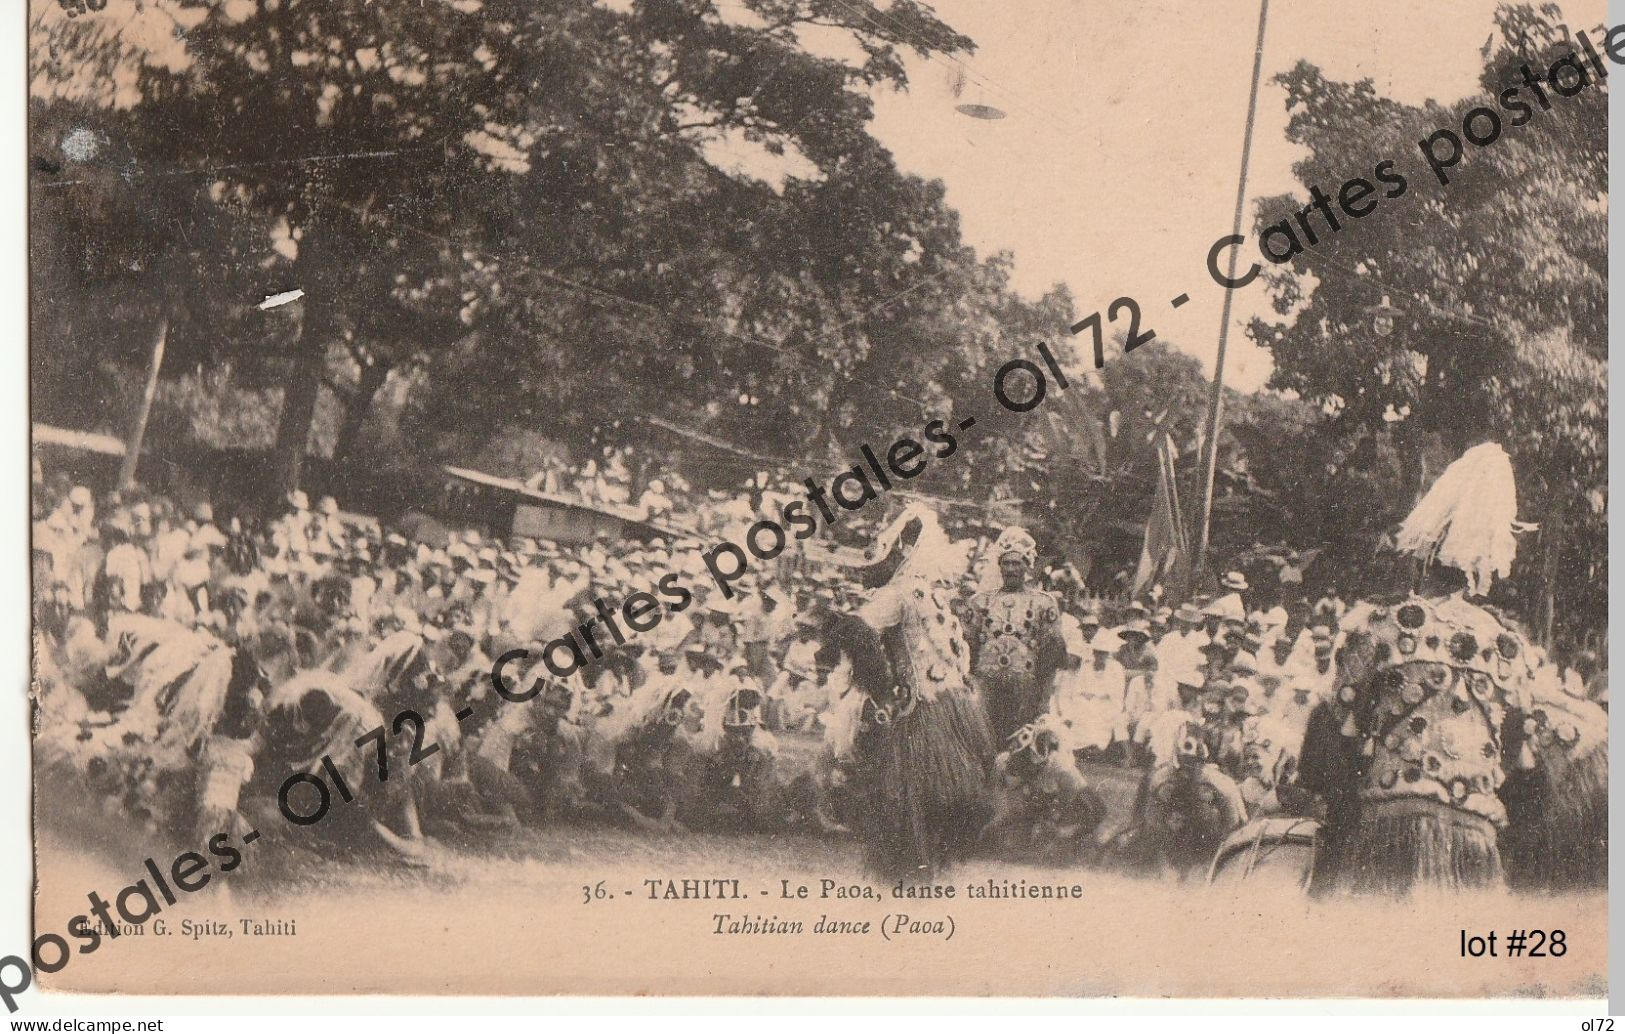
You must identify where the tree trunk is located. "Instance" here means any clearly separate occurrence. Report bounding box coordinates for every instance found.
[332,355,391,465]
[273,295,333,495]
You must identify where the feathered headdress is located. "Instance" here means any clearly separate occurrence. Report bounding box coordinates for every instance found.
[338,628,426,700]
[863,501,968,587]
[93,617,234,772]
[264,669,387,780]
[694,683,778,756]
[865,501,930,562]
[1395,442,1534,596]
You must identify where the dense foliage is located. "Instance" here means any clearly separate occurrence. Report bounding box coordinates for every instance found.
[29,2,1603,648]
[1248,3,1605,648]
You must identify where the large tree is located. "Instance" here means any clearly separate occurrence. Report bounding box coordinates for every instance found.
[36,0,993,493]
[405,0,1005,485]
[1248,3,1605,647]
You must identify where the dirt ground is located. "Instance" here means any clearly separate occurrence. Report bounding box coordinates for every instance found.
[32,797,1608,1001]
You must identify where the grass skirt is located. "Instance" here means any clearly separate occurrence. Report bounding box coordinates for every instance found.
[1501,744,1609,892]
[855,686,996,879]
[1313,796,1502,897]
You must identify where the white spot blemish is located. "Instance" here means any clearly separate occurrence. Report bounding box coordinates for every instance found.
[258,289,305,311]
[61,128,102,164]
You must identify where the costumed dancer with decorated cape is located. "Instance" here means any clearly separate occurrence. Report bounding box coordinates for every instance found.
[820,503,995,879]
[1295,443,1605,895]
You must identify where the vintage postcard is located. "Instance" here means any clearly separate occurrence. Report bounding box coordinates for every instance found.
[23,0,1608,1004]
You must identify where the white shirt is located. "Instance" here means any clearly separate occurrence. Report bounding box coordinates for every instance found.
[104,543,149,611]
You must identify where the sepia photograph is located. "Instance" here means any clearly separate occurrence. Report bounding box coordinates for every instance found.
[21,0,1611,1007]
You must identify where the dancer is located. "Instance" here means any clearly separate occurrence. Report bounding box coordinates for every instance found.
[817,503,995,879]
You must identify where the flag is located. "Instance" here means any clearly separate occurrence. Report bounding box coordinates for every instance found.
[1131,434,1190,600]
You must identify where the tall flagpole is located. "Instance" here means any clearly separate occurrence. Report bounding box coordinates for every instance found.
[119,313,169,490]
[1194,0,1270,579]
